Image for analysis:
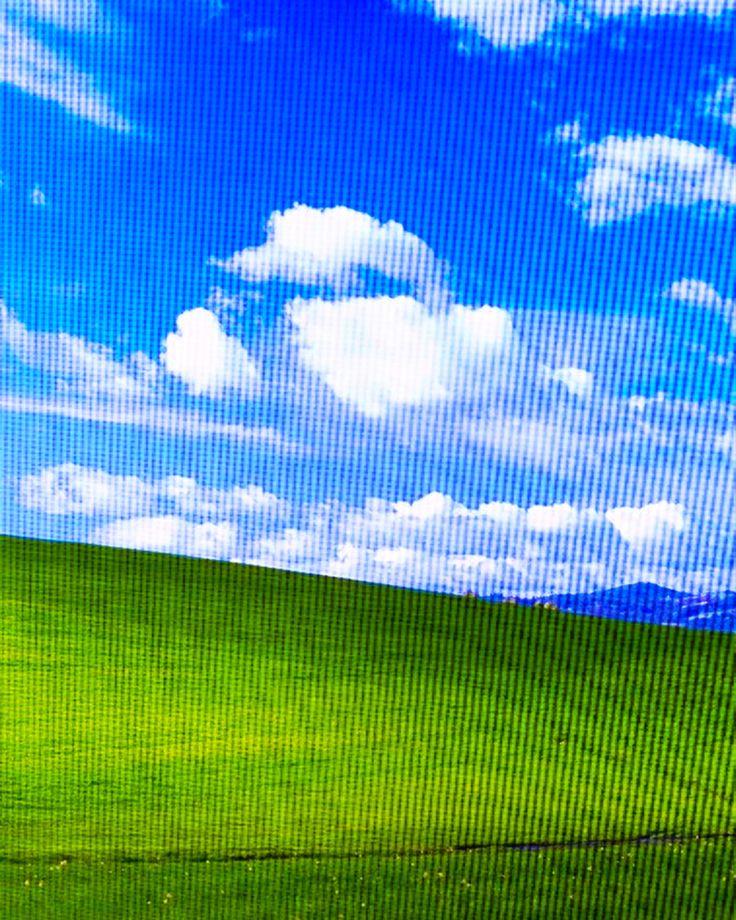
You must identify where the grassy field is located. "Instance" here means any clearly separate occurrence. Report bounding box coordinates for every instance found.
[1,535,735,916]
[2,840,735,919]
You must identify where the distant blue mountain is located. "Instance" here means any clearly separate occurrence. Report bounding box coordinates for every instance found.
[509,582,736,632]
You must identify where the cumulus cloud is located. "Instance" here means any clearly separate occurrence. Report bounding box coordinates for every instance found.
[244,491,715,594]
[92,515,238,559]
[160,476,290,519]
[415,0,565,49]
[160,308,261,398]
[18,463,154,516]
[392,491,459,520]
[19,464,290,522]
[541,365,594,399]
[286,295,515,417]
[210,204,445,295]
[0,15,133,131]
[575,135,736,223]
[20,472,723,594]
[0,301,159,399]
[246,528,320,566]
[605,501,686,548]
[527,503,582,532]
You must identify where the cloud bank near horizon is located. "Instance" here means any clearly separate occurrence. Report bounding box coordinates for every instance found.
[15,464,734,597]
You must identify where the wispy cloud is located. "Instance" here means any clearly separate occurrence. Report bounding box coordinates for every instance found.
[0,394,309,453]
[706,77,736,130]
[663,279,736,335]
[5,0,111,34]
[587,0,736,14]
[0,8,133,131]
[1,301,158,398]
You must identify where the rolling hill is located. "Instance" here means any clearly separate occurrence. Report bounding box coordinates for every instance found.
[1,536,735,916]
[533,582,736,631]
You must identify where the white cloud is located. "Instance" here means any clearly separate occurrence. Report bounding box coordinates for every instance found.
[30,185,47,207]
[473,501,527,524]
[0,301,159,398]
[421,0,564,48]
[5,0,110,33]
[707,77,736,130]
[210,204,444,294]
[627,392,666,413]
[587,0,736,15]
[400,0,736,48]
[527,503,581,533]
[0,16,133,131]
[19,464,291,523]
[541,365,594,399]
[247,528,318,565]
[714,430,736,464]
[663,279,728,311]
[16,475,723,594]
[18,463,154,516]
[159,476,289,518]
[321,543,620,598]
[393,491,459,520]
[92,515,238,559]
[575,135,736,223]
[287,295,446,416]
[663,280,735,335]
[605,501,686,548]
[553,121,584,144]
[247,491,714,594]
[160,308,261,398]
[0,393,307,452]
[335,491,530,559]
[461,412,608,471]
[373,546,417,566]
[286,295,514,417]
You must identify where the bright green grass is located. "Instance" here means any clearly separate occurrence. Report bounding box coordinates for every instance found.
[1,536,735,914]
[3,841,736,919]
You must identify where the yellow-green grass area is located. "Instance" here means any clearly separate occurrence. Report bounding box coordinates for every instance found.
[1,535,735,914]
[2,839,735,919]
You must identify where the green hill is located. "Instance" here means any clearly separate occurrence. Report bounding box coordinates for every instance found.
[1,536,734,916]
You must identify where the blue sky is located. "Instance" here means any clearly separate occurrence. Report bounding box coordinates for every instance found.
[1,0,735,598]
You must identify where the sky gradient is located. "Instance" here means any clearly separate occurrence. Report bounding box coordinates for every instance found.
[2,0,735,598]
